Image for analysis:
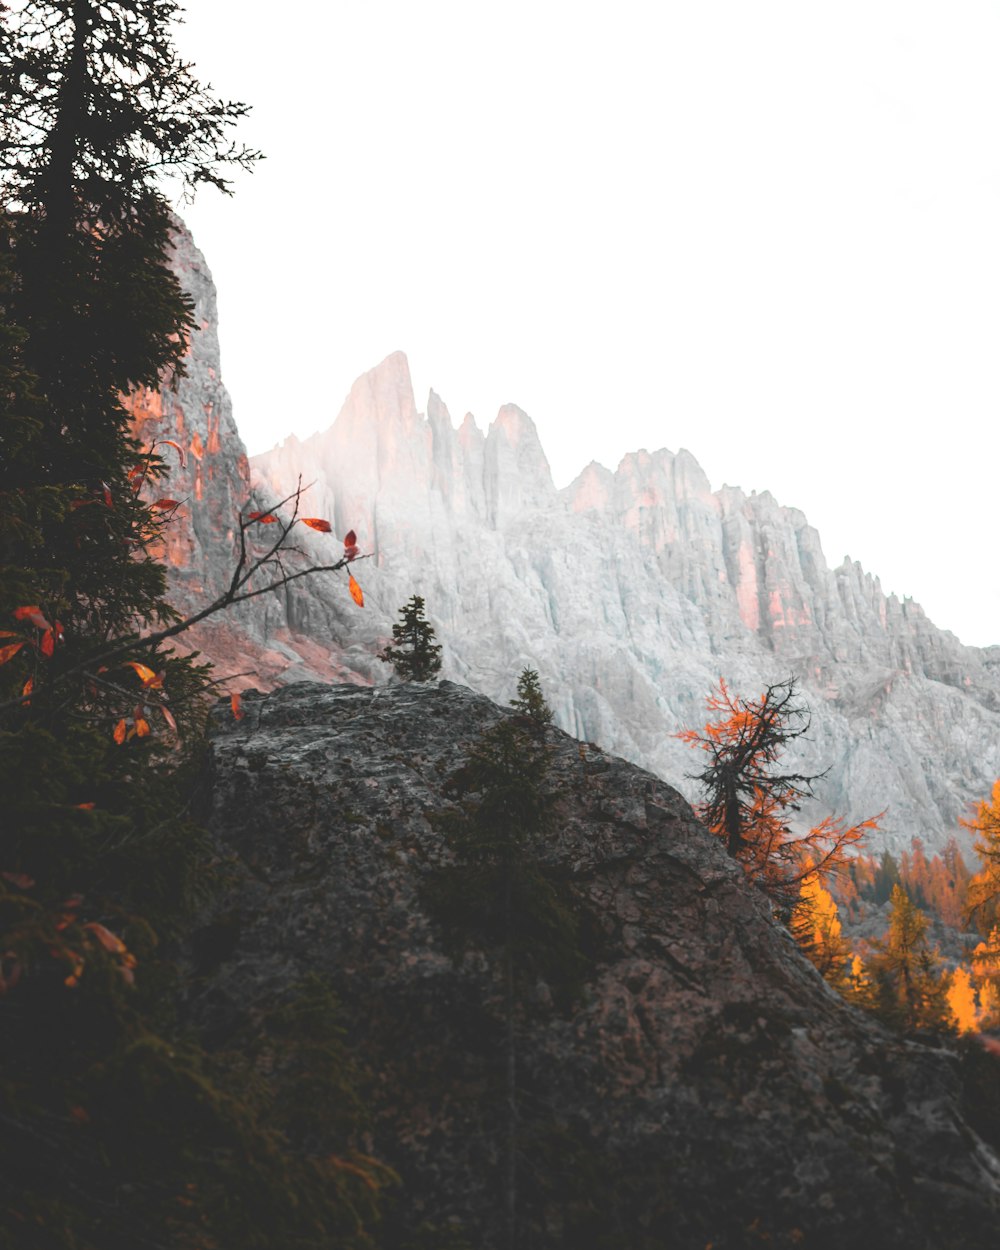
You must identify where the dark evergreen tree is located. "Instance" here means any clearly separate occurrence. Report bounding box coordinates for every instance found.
[0,5,387,1245]
[510,667,553,727]
[424,714,591,1250]
[379,594,443,681]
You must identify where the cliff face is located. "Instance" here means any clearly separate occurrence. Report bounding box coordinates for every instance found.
[143,222,1000,854]
[193,680,1000,1249]
[252,351,1000,854]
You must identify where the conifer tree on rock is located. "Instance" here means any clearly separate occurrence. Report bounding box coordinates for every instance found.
[509,668,553,728]
[679,678,878,907]
[424,710,591,1250]
[379,595,443,681]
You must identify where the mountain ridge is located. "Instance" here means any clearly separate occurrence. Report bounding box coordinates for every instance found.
[141,223,1000,856]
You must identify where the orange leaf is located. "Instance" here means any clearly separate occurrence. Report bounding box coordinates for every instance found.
[151,498,180,510]
[113,719,127,744]
[301,517,332,532]
[189,432,204,461]
[134,717,151,738]
[0,642,25,665]
[160,705,178,733]
[0,630,20,639]
[231,692,244,720]
[124,660,158,685]
[84,922,126,955]
[74,802,95,811]
[348,574,364,608]
[13,605,50,630]
[247,511,278,524]
[158,438,186,468]
[101,482,113,508]
[21,678,33,706]
[40,630,55,658]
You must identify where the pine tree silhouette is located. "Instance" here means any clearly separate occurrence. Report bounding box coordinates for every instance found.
[379,595,443,681]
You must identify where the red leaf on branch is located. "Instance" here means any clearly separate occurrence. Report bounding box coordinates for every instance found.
[101,482,113,508]
[40,630,55,658]
[247,511,278,524]
[13,605,51,630]
[343,529,360,559]
[113,719,128,744]
[21,678,33,706]
[158,439,186,468]
[0,642,25,665]
[231,692,244,720]
[134,717,151,738]
[74,802,95,811]
[160,705,178,733]
[301,517,332,532]
[348,574,364,608]
[151,498,180,511]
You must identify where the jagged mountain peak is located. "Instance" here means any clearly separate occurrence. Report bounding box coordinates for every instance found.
[144,222,1000,857]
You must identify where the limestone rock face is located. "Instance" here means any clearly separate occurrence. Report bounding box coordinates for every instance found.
[147,222,1000,854]
[250,354,1000,854]
[194,680,1000,1249]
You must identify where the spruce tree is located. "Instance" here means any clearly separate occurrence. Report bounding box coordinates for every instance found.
[0,5,388,1245]
[379,594,443,681]
[509,667,553,727]
[424,713,590,1249]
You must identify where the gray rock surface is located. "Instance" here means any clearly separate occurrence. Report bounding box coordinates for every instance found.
[193,679,1000,1249]
[252,352,1000,855]
[143,221,1000,856]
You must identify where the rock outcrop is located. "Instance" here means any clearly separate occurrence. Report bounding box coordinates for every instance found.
[141,220,1000,855]
[193,680,1000,1249]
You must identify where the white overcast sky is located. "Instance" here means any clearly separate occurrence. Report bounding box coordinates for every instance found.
[170,1,999,648]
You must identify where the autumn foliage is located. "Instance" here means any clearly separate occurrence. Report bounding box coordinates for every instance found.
[680,679,877,905]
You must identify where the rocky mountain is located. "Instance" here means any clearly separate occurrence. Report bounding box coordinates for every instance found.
[140,222,1000,856]
[192,678,1000,1248]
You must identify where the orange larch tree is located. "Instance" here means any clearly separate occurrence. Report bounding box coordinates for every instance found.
[679,678,879,908]
[964,780,1000,931]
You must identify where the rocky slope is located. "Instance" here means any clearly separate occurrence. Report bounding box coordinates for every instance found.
[191,679,1000,1249]
[140,221,1000,854]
